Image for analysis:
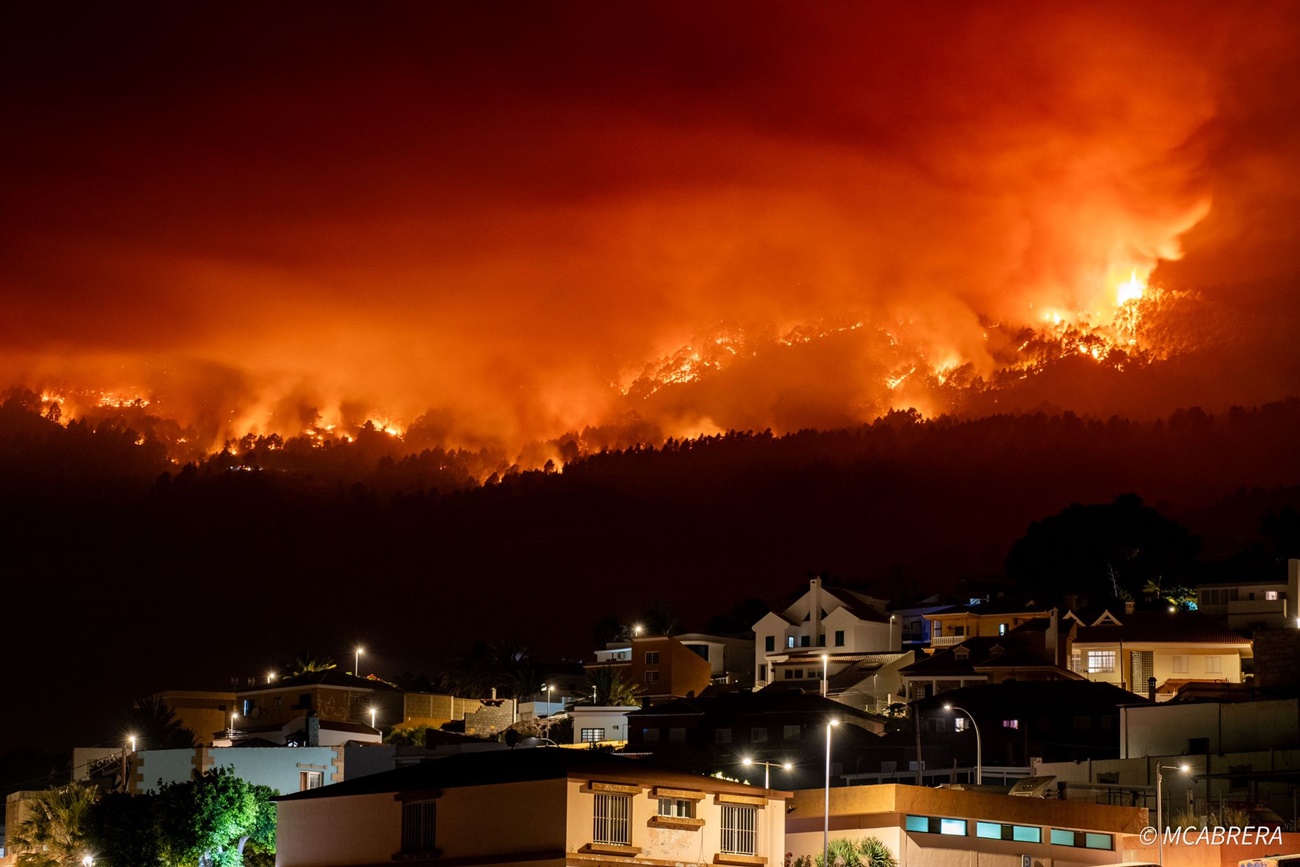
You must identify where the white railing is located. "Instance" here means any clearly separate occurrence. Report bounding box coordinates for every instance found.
[929,635,964,647]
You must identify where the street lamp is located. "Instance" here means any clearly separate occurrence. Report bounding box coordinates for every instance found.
[741,757,793,789]
[824,719,840,867]
[355,646,364,677]
[1155,763,1189,866]
[228,711,238,739]
[943,703,982,785]
[129,735,136,752]
[821,653,829,698]
[267,670,277,684]
[369,706,377,730]
[82,856,93,867]
[890,615,896,650]
[633,624,643,637]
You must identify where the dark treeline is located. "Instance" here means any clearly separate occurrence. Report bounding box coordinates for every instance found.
[5,391,1300,756]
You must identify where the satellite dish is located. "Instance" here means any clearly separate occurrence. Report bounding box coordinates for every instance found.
[1007,776,1056,798]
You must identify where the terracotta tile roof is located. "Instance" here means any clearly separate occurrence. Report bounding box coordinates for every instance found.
[1073,612,1250,645]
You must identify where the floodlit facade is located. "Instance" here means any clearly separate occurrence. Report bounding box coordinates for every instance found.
[275,749,789,867]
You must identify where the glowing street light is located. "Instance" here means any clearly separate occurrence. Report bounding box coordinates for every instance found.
[821,653,829,698]
[890,614,896,650]
[546,684,555,716]
[369,706,377,730]
[1155,763,1190,866]
[355,646,364,677]
[82,856,93,867]
[943,703,982,785]
[129,735,136,752]
[267,670,277,684]
[741,757,792,789]
[824,719,840,867]
[228,711,238,739]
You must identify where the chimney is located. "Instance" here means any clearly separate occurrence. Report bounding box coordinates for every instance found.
[306,711,320,747]
[1124,599,1136,615]
[1147,677,1156,702]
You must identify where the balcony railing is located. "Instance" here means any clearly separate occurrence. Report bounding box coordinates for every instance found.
[929,635,965,647]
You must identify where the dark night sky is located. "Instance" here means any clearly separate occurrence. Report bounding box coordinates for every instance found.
[5,1,1300,762]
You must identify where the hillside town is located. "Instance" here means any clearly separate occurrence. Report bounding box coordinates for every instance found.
[7,565,1300,867]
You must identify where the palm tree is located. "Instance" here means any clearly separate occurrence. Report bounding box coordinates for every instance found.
[124,695,198,750]
[287,651,336,676]
[587,666,641,707]
[816,837,897,867]
[11,784,99,867]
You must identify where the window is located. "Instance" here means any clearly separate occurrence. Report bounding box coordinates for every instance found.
[954,717,968,732]
[809,669,821,680]
[1172,655,1189,673]
[669,727,686,743]
[751,727,768,742]
[720,805,758,855]
[643,727,660,743]
[783,724,801,740]
[716,728,733,743]
[905,816,966,836]
[759,664,767,681]
[998,622,1008,636]
[784,669,795,680]
[788,636,796,648]
[1002,719,1019,730]
[1087,651,1115,673]
[1049,829,1112,850]
[1070,652,1082,673]
[1266,590,1280,601]
[401,800,437,853]
[274,696,282,710]
[594,793,631,845]
[817,634,826,647]
[659,798,695,818]
[645,670,660,684]
[765,636,775,652]
[645,651,660,664]
[581,728,605,743]
[834,630,845,646]
[299,770,322,790]
[800,635,811,647]
[1205,656,1222,673]
[793,670,804,679]
[976,822,1041,843]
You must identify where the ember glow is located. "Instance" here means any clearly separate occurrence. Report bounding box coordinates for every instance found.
[4,3,1300,460]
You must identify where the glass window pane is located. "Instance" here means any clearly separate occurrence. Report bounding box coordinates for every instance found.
[1013,826,1041,843]
[1050,829,1076,847]
[1085,833,1112,850]
[905,815,929,833]
[940,819,966,836]
[976,822,1001,839]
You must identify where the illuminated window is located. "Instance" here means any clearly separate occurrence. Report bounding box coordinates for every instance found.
[581,728,605,743]
[998,623,1008,636]
[788,636,796,648]
[401,800,437,853]
[905,815,967,836]
[720,805,758,855]
[1087,651,1115,673]
[954,717,968,732]
[594,793,631,845]
[299,771,322,790]
[976,822,1040,842]
[1050,829,1112,850]
[1002,719,1019,730]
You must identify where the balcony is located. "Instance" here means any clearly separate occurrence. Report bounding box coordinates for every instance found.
[929,635,965,647]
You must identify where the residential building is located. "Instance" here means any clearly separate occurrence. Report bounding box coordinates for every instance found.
[235,669,404,734]
[568,705,640,745]
[585,635,713,704]
[676,633,757,688]
[899,630,1080,702]
[753,578,898,690]
[128,745,346,794]
[925,598,1059,655]
[1067,609,1252,700]
[767,650,914,713]
[150,689,237,747]
[786,783,1149,867]
[891,599,955,651]
[1196,559,1300,632]
[624,690,881,788]
[274,748,789,867]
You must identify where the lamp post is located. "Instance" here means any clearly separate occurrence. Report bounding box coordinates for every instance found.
[873,674,879,714]
[824,719,839,867]
[741,757,792,789]
[1155,763,1189,866]
[821,653,829,698]
[369,706,377,730]
[890,615,896,650]
[267,670,277,684]
[228,711,238,739]
[943,703,982,785]
[355,646,364,677]
[546,684,554,716]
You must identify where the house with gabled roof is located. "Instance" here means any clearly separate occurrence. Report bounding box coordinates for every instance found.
[924,597,1060,657]
[765,650,914,713]
[752,577,898,691]
[1066,608,1252,700]
[898,632,1081,702]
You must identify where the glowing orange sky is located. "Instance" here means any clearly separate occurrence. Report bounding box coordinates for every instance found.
[4,2,1300,452]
